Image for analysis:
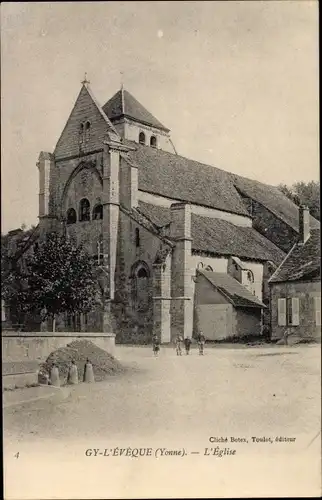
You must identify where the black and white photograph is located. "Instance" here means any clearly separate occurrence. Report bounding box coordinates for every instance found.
[2,1,321,498]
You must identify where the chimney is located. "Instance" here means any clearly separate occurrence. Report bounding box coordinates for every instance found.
[299,205,310,244]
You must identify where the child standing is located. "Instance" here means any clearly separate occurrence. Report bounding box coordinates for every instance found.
[152,334,160,356]
[198,332,206,355]
[184,336,192,355]
[175,335,183,356]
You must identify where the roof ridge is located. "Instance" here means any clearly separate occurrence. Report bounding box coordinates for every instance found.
[85,84,120,137]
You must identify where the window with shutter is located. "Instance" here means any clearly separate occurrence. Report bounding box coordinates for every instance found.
[314,297,321,326]
[291,297,300,326]
[278,298,286,326]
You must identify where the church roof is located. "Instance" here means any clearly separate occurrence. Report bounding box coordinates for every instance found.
[124,142,249,217]
[269,228,320,283]
[137,202,285,264]
[122,141,320,232]
[198,270,266,308]
[102,89,169,132]
[231,173,320,232]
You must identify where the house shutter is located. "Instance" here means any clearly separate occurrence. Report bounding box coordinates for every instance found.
[291,298,300,326]
[314,297,321,326]
[277,298,286,326]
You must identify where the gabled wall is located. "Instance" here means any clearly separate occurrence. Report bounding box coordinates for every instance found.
[54,86,115,161]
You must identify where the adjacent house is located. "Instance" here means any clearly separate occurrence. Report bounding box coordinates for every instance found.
[194,268,266,341]
[269,205,321,342]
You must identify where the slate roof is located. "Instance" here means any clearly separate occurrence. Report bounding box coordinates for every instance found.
[102,89,169,132]
[199,270,266,308]
[269,229,321,283]
[231,173,320,232]
[125,142,250,217]
[137,201,285,264]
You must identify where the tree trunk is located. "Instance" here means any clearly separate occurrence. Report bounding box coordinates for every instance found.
[52,315,56,333]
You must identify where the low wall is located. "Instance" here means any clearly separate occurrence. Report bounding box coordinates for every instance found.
[2,331,116,362]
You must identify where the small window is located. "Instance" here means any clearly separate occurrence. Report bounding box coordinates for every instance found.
[79,198,90,222]
[135,228,140,247]
[150,136,157,148]
[279,297,300,327]
[85,121,91,141]
[92,204,103,220]
[139,132,146,145]
[66,208,77,225]
[247,270,254,283]
[137,266,148,278]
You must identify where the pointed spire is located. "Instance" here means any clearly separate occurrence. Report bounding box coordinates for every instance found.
[81,72,90,87]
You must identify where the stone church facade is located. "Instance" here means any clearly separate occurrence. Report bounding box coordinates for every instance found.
[15,80,320,342]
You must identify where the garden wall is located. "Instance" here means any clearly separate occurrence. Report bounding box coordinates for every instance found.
[2,331,115,362]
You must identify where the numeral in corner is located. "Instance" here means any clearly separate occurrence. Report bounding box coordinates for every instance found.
[14,452,19,459]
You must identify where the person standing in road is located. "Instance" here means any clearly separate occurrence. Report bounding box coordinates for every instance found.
[184,336,192,355]
[198,332,206,355]
[152,334,160,357]
[175,334,183,356]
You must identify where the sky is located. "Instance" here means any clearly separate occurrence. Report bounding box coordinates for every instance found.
[1,1,319,233]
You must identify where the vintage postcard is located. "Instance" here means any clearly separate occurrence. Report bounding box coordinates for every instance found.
[2,1,321,498]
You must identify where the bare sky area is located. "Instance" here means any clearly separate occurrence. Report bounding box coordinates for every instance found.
[1,1,319,233]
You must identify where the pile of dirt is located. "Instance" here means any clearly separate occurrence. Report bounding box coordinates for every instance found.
[40,340,126,384]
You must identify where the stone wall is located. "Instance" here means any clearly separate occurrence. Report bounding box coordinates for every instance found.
[2,331,116,362]
[270,280,321,340]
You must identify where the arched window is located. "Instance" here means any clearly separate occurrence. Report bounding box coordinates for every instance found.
[92,204,103,220]
[66,208,77,225]
[79,123,84,141]
[85,121,91,141]
[139,132,146,145]
[150,136,157,148]
[135,228,140,247]
[131,262,151,313]
[247,270,254,283]
[79,198,90,222]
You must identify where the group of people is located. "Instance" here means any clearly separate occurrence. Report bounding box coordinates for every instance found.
[152,333,206,357]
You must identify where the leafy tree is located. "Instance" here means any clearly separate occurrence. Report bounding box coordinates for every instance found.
[2,232,100,331]
[278,181,320,220]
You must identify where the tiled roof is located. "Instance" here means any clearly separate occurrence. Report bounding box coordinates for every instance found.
[192,214,285,263]
[102,89,169,132]
[138,201,171,227]
[126,142,249,217]
[231,173,320,232]
[269,229,321,283]
[137,202,285,264]
[199,270,266,308]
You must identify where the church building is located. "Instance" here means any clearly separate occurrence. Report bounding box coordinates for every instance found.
[8,79,320,342]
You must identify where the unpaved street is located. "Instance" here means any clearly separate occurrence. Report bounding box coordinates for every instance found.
[4,345,321,498]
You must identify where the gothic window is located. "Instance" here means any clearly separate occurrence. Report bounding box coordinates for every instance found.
[135,228,140,247]
[139,132,146,145]
[92,204,103,220]
[79,198,90,222]
[66,208,77,225]
[150,135,157,148]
